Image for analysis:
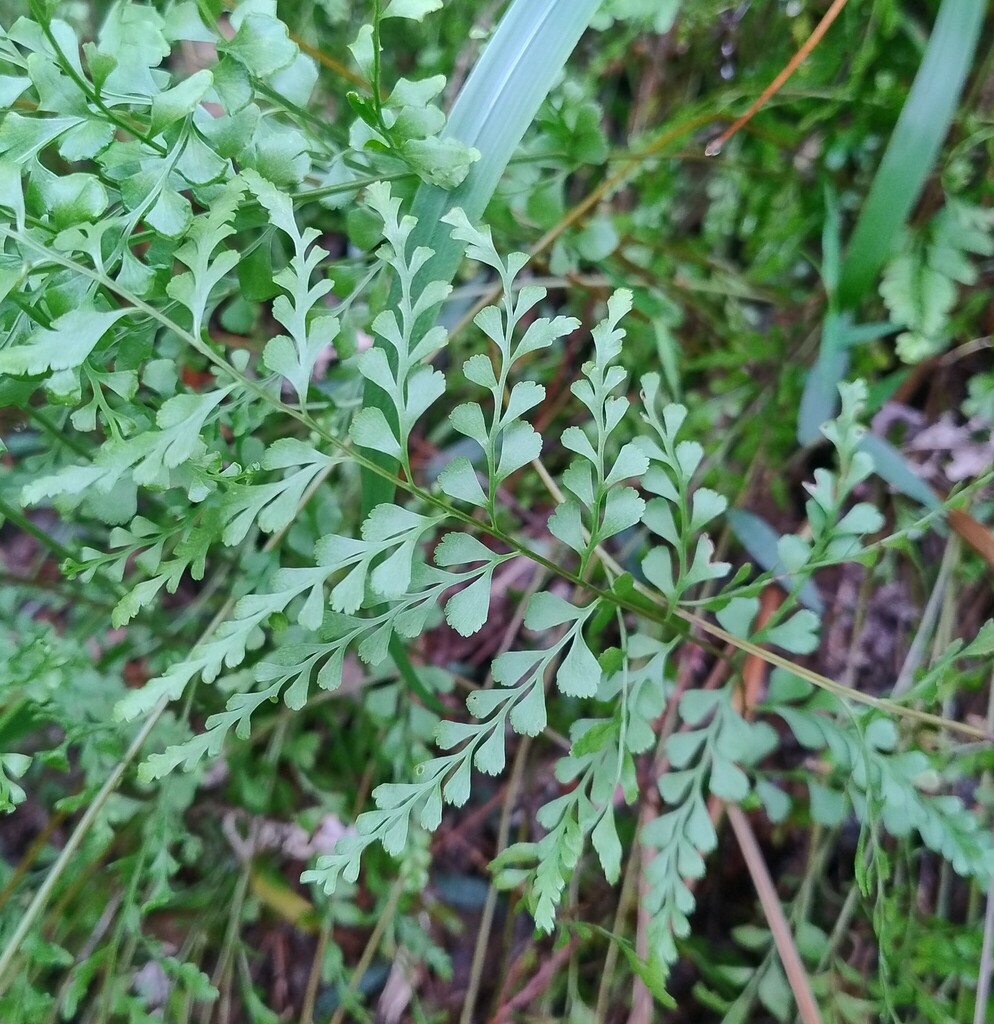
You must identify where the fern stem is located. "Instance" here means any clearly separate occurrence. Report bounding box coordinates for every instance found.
[5,236,987,741]
[0,498,76,565]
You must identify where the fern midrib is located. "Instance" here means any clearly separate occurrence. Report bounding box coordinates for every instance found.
[8,229,988,741]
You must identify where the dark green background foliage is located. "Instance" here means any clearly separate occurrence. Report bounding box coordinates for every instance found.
[1,0,993,1020]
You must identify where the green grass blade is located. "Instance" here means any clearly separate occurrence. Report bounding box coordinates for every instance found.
[799,0,983,445]
[857,434,941,510]
[361,0,602,514]
[797,311,852,444]
[726,509,824,613]
[409,0,603,274]
[836,0,984,308]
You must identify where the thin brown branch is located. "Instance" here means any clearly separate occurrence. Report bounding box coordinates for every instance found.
[726,804,822,1024]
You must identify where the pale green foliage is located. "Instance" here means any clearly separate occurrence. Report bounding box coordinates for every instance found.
[721,381,885,657]
[246,170,340,404]
[0,611,136,815]
[0,307,129,377]
[765,670,994,879]
[639,374,730,604]
[493,634,676,930]
[440,208,579,519]
[802,380,883,551]
[594,0,682,33]
[345,15,478,189]
[549,289,648,571]
[1,2,992,1015]
[881,198,994,362]
[218,439,341,546]
[166,177,246,338]
[383,0,443,20]
[0,752,29,812]
[644,687,777,964]
[351,183,451,473]
[303,228,642,896]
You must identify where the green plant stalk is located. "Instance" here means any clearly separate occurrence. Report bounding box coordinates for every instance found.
[360,0,602,516]
[0,498,78,567]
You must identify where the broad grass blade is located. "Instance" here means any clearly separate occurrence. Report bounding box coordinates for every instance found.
[836,0,983,308]
[410,0,603,278]
[857,434,941,510]
[799,0,982,469]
